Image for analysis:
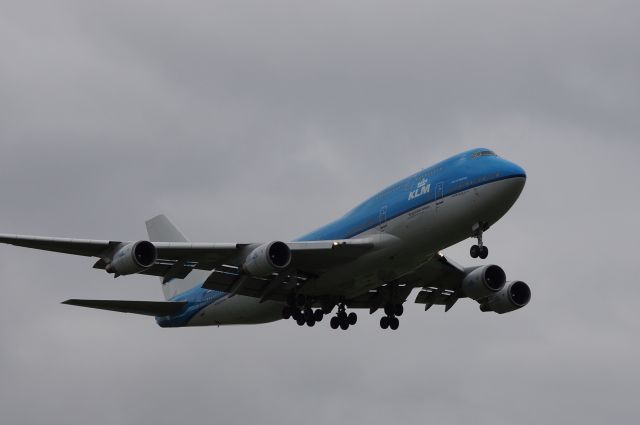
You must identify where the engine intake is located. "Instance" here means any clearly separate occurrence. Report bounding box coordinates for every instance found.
[462,265,506,300]
[105,241,157,276]
[480,281,531,314]
[243,241,291,276]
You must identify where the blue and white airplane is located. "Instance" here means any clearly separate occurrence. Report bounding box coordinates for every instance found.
[0,148,530,330]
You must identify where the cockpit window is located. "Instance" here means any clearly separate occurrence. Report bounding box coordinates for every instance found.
[472,150,497,158]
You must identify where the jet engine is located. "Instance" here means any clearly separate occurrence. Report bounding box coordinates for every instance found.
[105,241,157,276]
[480,281,531,314]
[242,241,292,276]
[461,265,506,300]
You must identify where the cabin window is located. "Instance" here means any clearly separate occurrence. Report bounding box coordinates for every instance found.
[472,150,497,158]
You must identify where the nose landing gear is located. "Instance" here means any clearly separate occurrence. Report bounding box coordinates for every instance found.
[470,223,489,259]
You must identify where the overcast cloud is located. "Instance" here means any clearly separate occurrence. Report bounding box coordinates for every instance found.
[1,1,639,424]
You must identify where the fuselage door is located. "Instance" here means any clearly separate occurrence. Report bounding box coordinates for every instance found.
[435,182,445,213]
[379,205,388,232]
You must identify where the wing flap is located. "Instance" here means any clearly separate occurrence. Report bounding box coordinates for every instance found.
[62,299,187,316]
[201,270,272,299]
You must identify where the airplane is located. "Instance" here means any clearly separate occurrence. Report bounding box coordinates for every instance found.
[0,148,530,331]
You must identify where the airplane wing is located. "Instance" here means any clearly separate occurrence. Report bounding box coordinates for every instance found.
[0,233,375,278]
[402,254,476,311]
[200,252,471,309]
[62,299,187,316]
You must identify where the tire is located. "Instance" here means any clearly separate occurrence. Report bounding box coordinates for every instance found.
[384,303,393,316]
[306,318,316,327]
[340,321,349,330]
[348,312,357,325]
[291,309,302,321]
[380,316,390,329]
[296,317,306,326]
[313,309,324,322]
[470,245,480,258]
[394,304,404,317]
[390,317,399,330]
[304,308,313,321]
[479,246,489,259]
[330,316,339,329]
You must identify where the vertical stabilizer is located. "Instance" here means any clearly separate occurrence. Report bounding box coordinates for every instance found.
[146,214,189,243]
[145,215,208,300]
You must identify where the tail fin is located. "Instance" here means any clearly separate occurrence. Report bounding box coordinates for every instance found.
[146,215,208,300]
[146,214,189,243]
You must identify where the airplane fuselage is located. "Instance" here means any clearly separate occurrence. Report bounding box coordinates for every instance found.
[156,149,526,327]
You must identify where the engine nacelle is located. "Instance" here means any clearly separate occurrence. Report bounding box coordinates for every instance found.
[480,281,531,314]
[462,265,506,300]
[105,241,157,276]
[242,241,291,276]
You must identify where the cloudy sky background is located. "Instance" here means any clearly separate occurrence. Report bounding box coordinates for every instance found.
[1,1,639,424]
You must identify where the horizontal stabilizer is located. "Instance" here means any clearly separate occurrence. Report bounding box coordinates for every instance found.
[62,299,187,316]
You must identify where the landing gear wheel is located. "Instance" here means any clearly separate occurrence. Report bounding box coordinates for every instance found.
[291,309,302,321]
[330,316,339,329]
[389,317,400,330]
[394,304,404,317]
[282,306,293,320]
[380,316,390,329]
[296,317,306,326]
[479,246,489,259]
[470,245,480,258]
[314,309,324,322]
[306,318,316,327]
[304,308,314,321]
[384,303,394,316]
[340,320,349,330]
[348,312,357,325]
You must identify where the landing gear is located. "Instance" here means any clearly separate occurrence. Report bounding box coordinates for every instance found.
[380,316,389,329]
[470,245,488,259]
[329,303,357,330]
[314,309,324,322]
[470,223,489,259]
[380,302,402,330]
[282,294,325,327]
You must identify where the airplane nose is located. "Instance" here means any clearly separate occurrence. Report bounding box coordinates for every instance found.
[500,160,526,199]
[503,160,527,180]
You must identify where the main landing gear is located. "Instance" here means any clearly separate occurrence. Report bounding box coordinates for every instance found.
[282,294,324,327]
[281,305,324,327]
[379,303,402,330]
[470,223,489,259]
[330,303,357,330]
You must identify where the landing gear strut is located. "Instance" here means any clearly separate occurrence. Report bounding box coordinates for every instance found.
[330,303,357,330]
[470,223,489,259]
[380,302,402,330]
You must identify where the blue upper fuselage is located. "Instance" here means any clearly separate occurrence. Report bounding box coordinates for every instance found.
[296,148,526,242]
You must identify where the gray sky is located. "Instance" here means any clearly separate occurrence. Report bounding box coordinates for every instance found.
[1,1,639,424]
